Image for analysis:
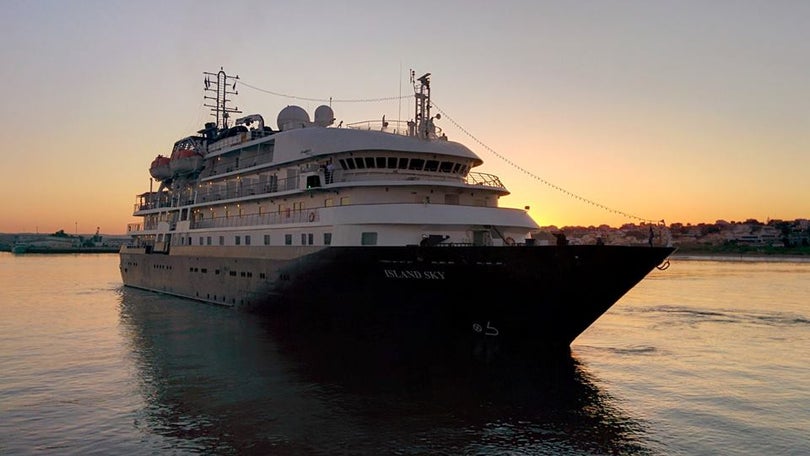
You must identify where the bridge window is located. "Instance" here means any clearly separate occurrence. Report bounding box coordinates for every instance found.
[408,159,425,170]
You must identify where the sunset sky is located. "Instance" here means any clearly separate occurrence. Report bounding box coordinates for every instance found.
[1,1,808,234]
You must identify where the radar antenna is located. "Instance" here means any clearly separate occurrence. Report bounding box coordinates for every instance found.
[203,67,242,129]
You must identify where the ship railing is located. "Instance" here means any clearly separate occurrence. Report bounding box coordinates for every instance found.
[191,209,317,229]
[192,170,504,205]
[136,170,506,214]
[345,119,414,137]
[196,176,295,203]
[127,219,165,233]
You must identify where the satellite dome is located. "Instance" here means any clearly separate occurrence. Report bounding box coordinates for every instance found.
[277,105,310,131]
[314,105,335,127]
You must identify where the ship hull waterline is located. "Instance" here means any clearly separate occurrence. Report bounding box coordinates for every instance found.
[119,244,674,359]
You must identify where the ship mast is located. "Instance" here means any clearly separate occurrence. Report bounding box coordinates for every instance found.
[203,68,242,129]
[411,71,437,139]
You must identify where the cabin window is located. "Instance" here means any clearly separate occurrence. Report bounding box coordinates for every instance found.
[376,157,386,168]
[425,160,439,172]
[324,198,334,207]
[308,233,314,245]
[354,158,366,169]
[235,236,241,245]
[199,237,203,245]
[361,232,378,246]
[408,159,425,170]
[387,157,398,168]
[364,157,375,168]
[300,233,306,245]
[219,236,224,246]
[342,158,355,170]
[207,236,212,245]
[340,197,350,206]
[264,234,270,245]
[285,234,292,245]
[452,163,461,174]
[245,235,251,245]
[440,161,454,173]
[324,233,332,245]
[397,158,409,169]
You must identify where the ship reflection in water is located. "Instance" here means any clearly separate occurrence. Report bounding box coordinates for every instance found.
[118,287,652,455]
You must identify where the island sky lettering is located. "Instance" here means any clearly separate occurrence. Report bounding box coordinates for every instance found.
[384,269,446,280]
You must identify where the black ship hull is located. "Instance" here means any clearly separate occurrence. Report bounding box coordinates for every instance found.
[120,244,674,358]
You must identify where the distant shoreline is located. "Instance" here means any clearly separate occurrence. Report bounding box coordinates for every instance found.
[669,245,810,262]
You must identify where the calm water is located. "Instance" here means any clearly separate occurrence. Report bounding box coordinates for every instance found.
[0,252,808,455]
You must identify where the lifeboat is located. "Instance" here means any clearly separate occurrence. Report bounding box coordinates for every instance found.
[149,155,171,181]
[169,147,204,176]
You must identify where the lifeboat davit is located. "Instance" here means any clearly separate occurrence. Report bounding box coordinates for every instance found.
[149,155,171,181]
[169,148,204,176]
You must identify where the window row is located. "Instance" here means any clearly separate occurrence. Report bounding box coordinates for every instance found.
[176,232,335,246]
[338,156,469,175]
[173,231,380,246]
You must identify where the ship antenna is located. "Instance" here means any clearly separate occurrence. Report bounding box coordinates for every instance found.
[203,67,242,129]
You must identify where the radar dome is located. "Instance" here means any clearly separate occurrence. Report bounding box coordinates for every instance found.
[277,105,310,131]
[314,105,335,127]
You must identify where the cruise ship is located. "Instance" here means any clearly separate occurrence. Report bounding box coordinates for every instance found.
[120,68,675,356]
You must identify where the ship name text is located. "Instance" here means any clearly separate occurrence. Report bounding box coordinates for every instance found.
[383,269,446,280]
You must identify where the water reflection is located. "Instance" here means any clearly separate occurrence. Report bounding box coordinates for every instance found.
[118,287,655,455]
